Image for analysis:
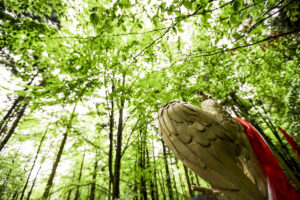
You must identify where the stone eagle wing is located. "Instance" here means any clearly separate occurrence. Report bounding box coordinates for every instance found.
[158,101,266,200]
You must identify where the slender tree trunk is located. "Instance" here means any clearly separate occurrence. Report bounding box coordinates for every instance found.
[170,167,178,200]
[90,150,99,200]
[194,173,200,186]
[112,99,125,199]
[42,103,77,199]
[19,126,49,200]
[0,152,18,196]
[10,190,19,200]
[183,165,193,197]
[158,170,166,200]
[133,154,138,200]
[0,73,36,135]
[178,172,187,199]
[139,130,148,200]
[146,149,156,200]
[26,163,42,200]
[74,150,86,200]
[161,141,173,200]
[26,144,52,200]
[0,96,23,135]
[151,141,159,200]
[66,172,76,200]
[108,83,115,200]
[0,102,28,152]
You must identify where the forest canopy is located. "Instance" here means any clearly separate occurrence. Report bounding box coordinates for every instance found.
[0,0,299,199]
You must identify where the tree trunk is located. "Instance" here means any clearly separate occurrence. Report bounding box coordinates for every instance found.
[151,141,159,200]
[0,96,23,135]
[42,103,77,200]
[112,98,125,199]
[0,73,36,135]
[171,167,178,200]
[10,190,19,200]
[139,130,148,200]
[161,141,173,200]
[0,152,18,197]
[108,83,115,200]
[158,170,166,200]
[19,126,49,200]
[90,150,99,200]
[66,172,76,200]
[74,150,86,200]
[194,173,200,186]
[0,102,28,152]
[146,149,156,200]
[26,163,42,200]
[133,154,138,200]
[183,165,193,197]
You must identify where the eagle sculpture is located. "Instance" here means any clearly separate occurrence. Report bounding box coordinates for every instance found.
[158,100,299,200]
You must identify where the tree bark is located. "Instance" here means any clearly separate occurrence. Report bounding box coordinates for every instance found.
[19,126,48,200]
[66,173,76,200]
[151,141,159,200]
[171,167,178,200]
[146,149,156,200]
[183,165,193,197]
[112,98,125,199]
[161,140,173,200]
[158,170,166,200]
[90,150,99,200]
[0,96,23,135]
[108,83,115,200]
[139,130,148,200]
[26,163,42,200]
[0,72,36,135]
[74,150,86,200]
[42,103,77,199]
[0,102,28,152]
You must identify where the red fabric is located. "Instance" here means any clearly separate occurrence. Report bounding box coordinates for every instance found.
[278,127,300,159]
[234,118,299,200]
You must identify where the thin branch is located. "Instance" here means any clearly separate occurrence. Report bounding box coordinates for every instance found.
[235,0,295,43]
[263,0,285,16]
[73,130,108,155]
[122,107,137,130]
[121,115,141,157]
[50,28,168,40]
[217,3,256,22]
[126,22,177,68]
[188,29,300,58]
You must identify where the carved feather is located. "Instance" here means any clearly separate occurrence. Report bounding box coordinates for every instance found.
[158,101,268,200]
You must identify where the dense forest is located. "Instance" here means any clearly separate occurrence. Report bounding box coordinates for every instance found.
[0,0,299,199]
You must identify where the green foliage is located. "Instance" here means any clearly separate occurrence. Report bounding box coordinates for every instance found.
[0,0,299,199]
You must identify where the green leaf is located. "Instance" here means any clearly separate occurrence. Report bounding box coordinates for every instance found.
[121,24,127,31]
[183,0,193,10]
[90,13,99,25]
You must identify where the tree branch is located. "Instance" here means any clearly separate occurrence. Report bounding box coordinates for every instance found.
[188,29,300,58]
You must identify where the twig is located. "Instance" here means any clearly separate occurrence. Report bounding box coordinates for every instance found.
[188,29,300,58]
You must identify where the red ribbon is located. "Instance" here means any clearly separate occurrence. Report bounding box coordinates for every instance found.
[278,127,300,159]
[234,118,299,200]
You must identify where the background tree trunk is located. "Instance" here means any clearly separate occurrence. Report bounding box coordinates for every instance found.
[0,102,28,152]
[112,98,125,199]
[42,103,77,199]
[74,150,86,200]
[161,141,173,200]
[19,126,48,200]
[90,150,99,200]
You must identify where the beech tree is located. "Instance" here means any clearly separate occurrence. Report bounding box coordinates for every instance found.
[0,0,299,199]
